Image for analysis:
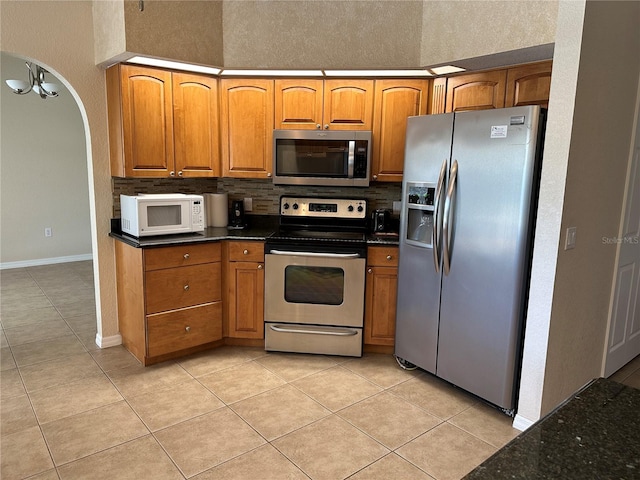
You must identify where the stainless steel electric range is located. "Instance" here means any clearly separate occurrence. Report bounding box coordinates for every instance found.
[264,196,368,357]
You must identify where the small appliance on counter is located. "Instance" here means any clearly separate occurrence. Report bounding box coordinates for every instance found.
[120,193,204,237]
[370,208,399,236]
[228,199,246,229]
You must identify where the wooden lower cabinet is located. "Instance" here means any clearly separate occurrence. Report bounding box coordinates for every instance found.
[364,246,399,348]
[223,240,265,340]
[114,241,223,365]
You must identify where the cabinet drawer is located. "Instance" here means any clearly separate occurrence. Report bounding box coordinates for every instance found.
[228,241,265,262]
[147,302,222,357]
[145,263,221,314]
[144,242,221,271]
[367,246,399,267]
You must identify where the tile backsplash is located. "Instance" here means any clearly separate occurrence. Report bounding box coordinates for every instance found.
[112,177,402,217]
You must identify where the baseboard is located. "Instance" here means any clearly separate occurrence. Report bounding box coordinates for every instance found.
[0,254,93,270]
[95,332,123,349]
[512,413,536,431]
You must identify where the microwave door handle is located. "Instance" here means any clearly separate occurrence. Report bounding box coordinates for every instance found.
[269,249,361,259]
[347,140,355,178]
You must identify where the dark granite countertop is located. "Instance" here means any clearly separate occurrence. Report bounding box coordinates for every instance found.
[110,215,399,248]
[464,378,640,480]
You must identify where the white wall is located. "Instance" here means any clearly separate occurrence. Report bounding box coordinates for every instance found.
[0,0,120,346]
[517,0,640,426]
[0,52,92,267]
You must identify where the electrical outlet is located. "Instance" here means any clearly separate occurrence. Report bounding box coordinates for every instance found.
[44,227,52,237]
[243,197,253,212]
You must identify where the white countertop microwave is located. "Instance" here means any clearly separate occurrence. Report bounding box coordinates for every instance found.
[120,194,205,237]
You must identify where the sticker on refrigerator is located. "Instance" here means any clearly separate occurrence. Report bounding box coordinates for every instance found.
[490,125,508,138]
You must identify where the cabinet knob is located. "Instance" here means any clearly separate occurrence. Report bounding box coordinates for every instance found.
[170,171,175,177]
[324,124,329,130]
[243,249,249,255]
[367,268,373,274]
[386,255,392,260]
[266,172,272,177]
[257,264,263,270]
[316,124,321,129]
[183,253,190,259]
[185,326,191,332]
[178,171,183,177]
[184,284,190,291]
[373,174,378,180]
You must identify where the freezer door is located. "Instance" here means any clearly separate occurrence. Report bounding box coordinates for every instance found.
[437,106,542,410]
[394,113,454,373]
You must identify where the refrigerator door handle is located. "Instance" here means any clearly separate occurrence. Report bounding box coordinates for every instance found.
[442,160,458,275]
[432,159,447,273]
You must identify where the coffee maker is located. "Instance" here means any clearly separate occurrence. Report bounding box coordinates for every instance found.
[229,200,246,229]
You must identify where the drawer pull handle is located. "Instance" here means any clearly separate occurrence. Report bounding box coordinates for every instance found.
[184,285,190,291]
[183,253,190,260]
[185,326,191,332]
[386,255,392,260]
[243,249,249,255]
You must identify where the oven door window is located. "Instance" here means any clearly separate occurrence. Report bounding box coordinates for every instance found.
[276,139,348,178]
[284,266,344,305]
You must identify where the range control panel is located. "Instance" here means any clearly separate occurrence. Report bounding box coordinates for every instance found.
[279,196,367,220]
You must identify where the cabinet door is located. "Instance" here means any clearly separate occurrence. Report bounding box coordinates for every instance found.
[364,265,398,346]
[173,72,220,177]
[505,61,552,108]
[145,263,221,315]
[323,79,374,130]
[445,70,507,112]
[372,79,430,182]
[275,79,324,130]
[120,65,174,177]
[220,79,274,178]
[227,261,265,339]
[146,302,222,357]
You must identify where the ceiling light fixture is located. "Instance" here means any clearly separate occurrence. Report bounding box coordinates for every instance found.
[323,69,433,77]
[429,65,466,75]
[5,62,60,99]
[127,56,221,75]
[220,69,324,77]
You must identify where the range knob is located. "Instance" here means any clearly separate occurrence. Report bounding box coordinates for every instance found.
[292,203,299,210]
[283,203,290,210]
[348,205,354,212]
[357,205,364,212]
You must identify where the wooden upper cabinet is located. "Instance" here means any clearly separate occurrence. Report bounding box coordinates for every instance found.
[220,79,274,178]
[505,61,552,108]
[118,65,174,177]
[371,79,430,182]
[445,70,507,112]
[107,64,219,178]
[275,79,374,130]
[274,79,324,129]
[172,72,220,177]
[323,79,374,130]
[430,77,447,115]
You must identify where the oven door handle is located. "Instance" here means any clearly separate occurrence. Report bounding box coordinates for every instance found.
[269,325,359,336]
[268,250,362,259]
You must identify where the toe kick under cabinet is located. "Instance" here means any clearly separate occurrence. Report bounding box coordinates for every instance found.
[115,241,223,365]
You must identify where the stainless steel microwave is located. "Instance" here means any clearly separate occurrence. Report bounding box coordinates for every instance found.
[272,130,371,187]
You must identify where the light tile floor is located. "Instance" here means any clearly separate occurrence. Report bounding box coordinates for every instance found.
[1,261,639,479]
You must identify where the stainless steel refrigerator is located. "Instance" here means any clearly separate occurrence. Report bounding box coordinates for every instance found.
[395,106,546,413]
